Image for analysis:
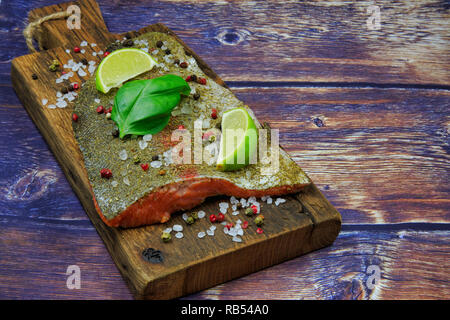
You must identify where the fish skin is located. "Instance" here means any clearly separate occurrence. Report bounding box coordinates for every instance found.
[73,32,311,228]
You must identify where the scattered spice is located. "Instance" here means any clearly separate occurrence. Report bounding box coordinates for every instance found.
[158,169,166,176]
[236,202,242,209]
[72,113,78,122]
[186,216,195,225]
[254,214,264,227]
[61,87,69,94]
[152,155,159,161]
[211,108,217,119]
[106,107,113,114]
[161,232,171,242]
[165,49,171,55]
[96,105,104,114]
[209,214,217,223]
[140,163,149,171]
[178,125,185,130]
[104,51,110,57]
[251,205,258,214]
[73,46,81,53]
[123,39,133,47]
[174,59,180,65]
[112,127,119,137]
[191,212,199,220]
[72,83,79,90]
[193,93,200,100]
[179,61,188,68]
[133,155,141,164]
[197,77,206,85]
[242,221,249,229]
[217,213,225,223]
[245,208,253,217]
[256,227,264,234]
[208,135,216,143]
[225,222,233,230]
[184,49,191,56]
[31,73,38,80]
[156,40,163,48]
[100,168,112,179]
[81,58,88,65]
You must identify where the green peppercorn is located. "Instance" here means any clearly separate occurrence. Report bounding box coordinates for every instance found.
[254,215,264,227]
[161,232,171,242]
[208,135,216,143]
[52,59,60,67]
[245,208,254,217]
[133,155,141,164]
[49,64,58,72]
[191,212,198,220]
[186,216,195,225]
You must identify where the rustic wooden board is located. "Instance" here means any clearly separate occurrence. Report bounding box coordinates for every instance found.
[10,0,341,299]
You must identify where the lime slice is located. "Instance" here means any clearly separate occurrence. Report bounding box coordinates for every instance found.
[95,48,157,93]
[216,107,258,171]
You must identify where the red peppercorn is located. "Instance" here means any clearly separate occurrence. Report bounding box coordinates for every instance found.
[209,214,217,223]
[211,108,217,119]
[72,113,78,122]
[74,46,81,53]
[251,205,258,214]
[72,83,79,90]
[96,105,104,114]
[104,51,110,57]
[217,213,225,223]
[225,223,233,230]
[256,227,264,234]
[197,77,206,85]
[185,76,191,82]
[100,168,112,179]
[62,71,67,75]
[178,125,185,130]
[242,221,249,229]
[140,163,149,171]
[179,61,188,68]
[106,107,112,114]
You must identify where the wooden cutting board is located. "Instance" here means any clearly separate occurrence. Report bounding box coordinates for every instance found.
[11,0,341,299]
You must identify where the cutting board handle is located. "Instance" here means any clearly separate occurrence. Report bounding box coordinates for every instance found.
[26,0,114,52]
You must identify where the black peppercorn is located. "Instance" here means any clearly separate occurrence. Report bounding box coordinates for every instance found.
[68,84,75,92]
[174,59,180,65]
[61,87,69,94]
[123,39,133,47]
[31,73,38,80]
[81,58,88,65]
[165,49,171,55]
[112,127,119,137]
[193,93,200,100]
[152,155,159,161]
[156,40,163,48]
[184,49,191,56]
[190,75,197,82]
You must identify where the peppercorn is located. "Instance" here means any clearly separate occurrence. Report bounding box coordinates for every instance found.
[31,73,38,80]
[211,108,217,119]
[72,113,78,122]
[236,202,242,209]
[49,64,58,72]
[225,222,233,230]
[217,213,225,223]
[74,46,81,53]
[208,135,216,143]
[254,215,264,227]
[123,39,133,47]
[242,221,249,229]
[81,58,88,65]
[174,59,180,65]
[96,105,104,114]
[191,212,198,220]
[61,87,69,94]
[178,125,185,130]
[165,49,171,55]
[72,83,79,90]
[156,40,163,48]
[140,163,149,171]
[158,169,166,176]
[184,49,191,56]
[112,128,119,137]
[125,33,132,39]
[179,61,188,68]
[251,205,258,214]
[190,75,197,82]
[186,216,195,225]
[100,168,112,179]
[245,208,254,217]
[197,77,207,85]
[104,51,110,57]
[209,214,217,223]
[161,232,171,242]
[152,155,159,161]
[256,227,264,234]
[106,107,113,114]
[193,93,200,100]
[133,155,141,164]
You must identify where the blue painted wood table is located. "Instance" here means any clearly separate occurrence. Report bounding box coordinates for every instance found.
[0,0,448,299]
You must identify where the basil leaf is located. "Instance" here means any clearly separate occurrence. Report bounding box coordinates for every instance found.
[111,74,191,138]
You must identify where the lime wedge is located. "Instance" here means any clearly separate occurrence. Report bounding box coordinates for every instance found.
[95,48,157,93]
[216,108,258,171]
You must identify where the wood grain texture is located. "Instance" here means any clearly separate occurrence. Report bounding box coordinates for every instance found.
[0,0,448,300]
[9,0,341,299]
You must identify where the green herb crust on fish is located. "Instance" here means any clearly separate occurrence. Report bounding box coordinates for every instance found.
[72,32,310,227]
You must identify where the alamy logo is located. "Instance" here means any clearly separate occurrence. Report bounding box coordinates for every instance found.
[366,5,381,30]
[66,265,81,289]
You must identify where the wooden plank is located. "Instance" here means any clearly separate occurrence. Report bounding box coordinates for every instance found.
[1,85,448,225]
[1,0,448,86]
[10,0,341,299]
[1,219,448,299]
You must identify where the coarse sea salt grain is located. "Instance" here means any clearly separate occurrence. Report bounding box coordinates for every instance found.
[232,236,242,243]
[119,149,128,160]
[173,224,183,232]
[223,227,229,234]
[232,211,239,216]
[56,100,67,108]
[164,227,172,233]
[175,232,183,239]
[206,229,214,236]
[197,231,206,239]
[143,134,152,142]
[47,104,56,109]
[80,49,86,54]
[91,43,97,47]
[78,69,87,77]
[94,98,100,103]
[80,40,88,47]
[150,160,162,168]
[92,52,97,56]
[139,140,148,150]
[275,198,286,206]
[267,196,273,204]
[198,211,205,219]
[182,213,189,221]
[123,176,130,186]
[209,225,216,231]
[41,98,48,106]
